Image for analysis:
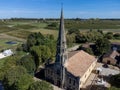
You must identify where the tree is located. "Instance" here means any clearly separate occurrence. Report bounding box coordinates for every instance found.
[27,32,44,51]
[108,86,120,90]
[46,34,54,40]
[104,32,113,39]
[3,66,33,90]
[95,38,111,56]
[66,34,76,47]
[75,33,87,43]
[26,33,56,59]
[46,22,58,29]
[97,29,103,34]
[67,28,79,34]
[30,45,51,68]
[17,55,36,76]
[110,74,120,88]
[107,74,120,90]
[84,48,94,55]
[77,45,94,55]
[28,81,53,90]
[14,74,33,90]
[113,33,120,39]
[0,54,23,81]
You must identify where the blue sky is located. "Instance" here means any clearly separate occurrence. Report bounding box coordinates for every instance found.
[0,0,120,18]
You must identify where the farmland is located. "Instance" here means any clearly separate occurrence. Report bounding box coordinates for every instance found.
[0,19,120,51]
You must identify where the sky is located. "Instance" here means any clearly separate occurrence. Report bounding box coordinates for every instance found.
[0,0,120,19]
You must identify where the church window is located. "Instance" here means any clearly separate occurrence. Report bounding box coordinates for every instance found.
[69,78,71,84]
[48,69,50,74]
[73,80,75,85]
[51,71,52,75]
[62,49,65,53]
[57,69,60,75]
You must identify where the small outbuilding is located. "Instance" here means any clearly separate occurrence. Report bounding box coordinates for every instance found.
[102,50,120,65]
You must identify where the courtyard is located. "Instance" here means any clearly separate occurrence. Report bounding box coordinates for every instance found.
[82,62,120,90]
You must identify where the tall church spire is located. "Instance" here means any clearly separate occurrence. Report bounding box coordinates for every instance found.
[55,7,68,65]
[55,8,67,88]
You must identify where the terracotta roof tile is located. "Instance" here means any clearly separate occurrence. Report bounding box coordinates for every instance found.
[65,50,96,77]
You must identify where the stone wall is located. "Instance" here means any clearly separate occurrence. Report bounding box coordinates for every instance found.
[79,60,97,89]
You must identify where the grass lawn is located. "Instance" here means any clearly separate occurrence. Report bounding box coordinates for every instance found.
[31,22,48,28]
[6,30,31,39]
[79,29,120,33]
[6,28,58,39]
[0,39,20,51]
[0,58,6,69]
[7,21,48,29]
[31,29,58,38]
[110,39,120,43]
[102,29,120,33]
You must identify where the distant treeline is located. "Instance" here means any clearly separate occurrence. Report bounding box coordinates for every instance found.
[1,18,120,29]
[1,18,120,21]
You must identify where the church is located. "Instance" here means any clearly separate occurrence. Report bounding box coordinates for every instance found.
[45,9,97,90]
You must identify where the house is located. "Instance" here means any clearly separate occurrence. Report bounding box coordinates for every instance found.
[102,50,120,65]
[44,9,97,90]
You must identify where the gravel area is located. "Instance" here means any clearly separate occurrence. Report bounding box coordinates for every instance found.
[99,65,120,76]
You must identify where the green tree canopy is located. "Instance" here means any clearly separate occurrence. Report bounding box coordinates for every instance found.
[95,38,111,56]
[28,81,53,90]
[66,34,76,47]
[26,33,56,59]
[27,32,44,51]
[46,22,58,29]
[108,86,120,90]
[3,66,33,90]
[30,45,51,68]
[14,74,33,90]
[104,32,113,39]
[110,74,120,88]
[17,55,36,76]
[67,28,79,34]
[113,33,120,39]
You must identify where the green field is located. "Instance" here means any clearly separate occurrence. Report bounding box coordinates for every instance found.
[6,30,32,39]
[79,29,120,33]
[31,29,58,38]
[0,39,20,51]
[0,19,120,51]
[110,39,120,43]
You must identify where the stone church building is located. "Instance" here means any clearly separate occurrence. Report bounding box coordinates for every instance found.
[45,9,97,90]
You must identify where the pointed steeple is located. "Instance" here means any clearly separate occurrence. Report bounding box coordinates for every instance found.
[55,8,67,89]
[55,8,68,65]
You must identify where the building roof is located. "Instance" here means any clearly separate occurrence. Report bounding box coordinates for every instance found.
[103,50,120,59]
[65,50,96,77]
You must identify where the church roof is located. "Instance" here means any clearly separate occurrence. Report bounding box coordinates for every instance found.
[65,50,96,77]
